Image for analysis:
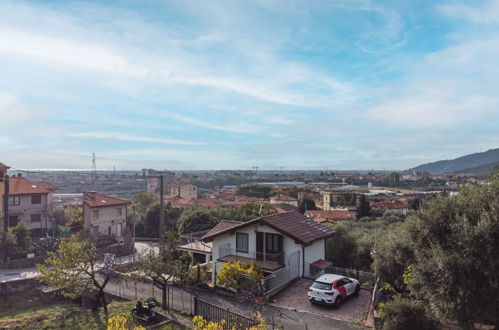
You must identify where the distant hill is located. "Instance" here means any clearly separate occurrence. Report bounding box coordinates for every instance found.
[407,148,499,174]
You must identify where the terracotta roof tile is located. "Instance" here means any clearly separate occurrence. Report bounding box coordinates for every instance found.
[306,210,353,222]
[203,211,334,245]
[270,194,298,201]
[8,177,55,195]
[83,192,130,208]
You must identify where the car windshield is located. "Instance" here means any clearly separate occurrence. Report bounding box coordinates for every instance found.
[311,281,332,290]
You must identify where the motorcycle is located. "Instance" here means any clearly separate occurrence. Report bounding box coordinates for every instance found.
[132,299,157,322]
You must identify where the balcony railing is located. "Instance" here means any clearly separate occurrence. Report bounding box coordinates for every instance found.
[218,247,284,266]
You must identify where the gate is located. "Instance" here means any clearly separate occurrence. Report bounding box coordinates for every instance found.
[194,295,258,329]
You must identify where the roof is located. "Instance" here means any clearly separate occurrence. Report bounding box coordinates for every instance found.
[270,194,298,201]
[0,162,9,169]
[83,192,130,208]
[311,259,333,269]
[203,211,335,245]
[271,203,298,213]
[178,241,212,254]
[203,220,243,238]
[306,210,353,223]
[370,200,409,209]
[170,182,194,188]
[315,274,344,284]
[8,176,55,195]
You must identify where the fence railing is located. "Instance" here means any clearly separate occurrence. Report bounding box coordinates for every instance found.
[303,263,376,287]
[194,296,258,329]
[218,247,284,265]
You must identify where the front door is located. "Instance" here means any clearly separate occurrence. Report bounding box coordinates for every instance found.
[256,232,264,260]
[116,223,123,237]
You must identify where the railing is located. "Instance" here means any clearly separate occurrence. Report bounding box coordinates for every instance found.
[218,247,284,265]
[194,296,258,329]
[304,263,376,287]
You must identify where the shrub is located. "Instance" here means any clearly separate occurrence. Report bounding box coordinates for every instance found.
[378,296,436,330]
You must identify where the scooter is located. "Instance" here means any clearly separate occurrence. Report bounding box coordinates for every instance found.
[132,299,157,322]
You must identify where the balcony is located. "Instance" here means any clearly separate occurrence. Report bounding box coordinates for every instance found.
[217,248,284,271]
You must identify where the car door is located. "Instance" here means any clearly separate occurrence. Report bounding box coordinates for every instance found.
[342,278,355,296]
[334,279,347,298]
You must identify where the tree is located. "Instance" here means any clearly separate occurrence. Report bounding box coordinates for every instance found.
[141,203,179,237]
[10,224,31,250]
[378,295,436,330]
[67,207,83,226]
[325,225,356,268]
[37,233,116,314]
[178,209,219,235]
[0,231,17,263]
[232,202,275,221]
[53,207,67,226]
[139,230,191,311]
[298,198,316,213]
[356,194,370,219]
[375,171,499,328]
[216,261,262,292]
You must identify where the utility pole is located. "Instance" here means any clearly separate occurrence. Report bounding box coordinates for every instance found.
[159,175,164,253]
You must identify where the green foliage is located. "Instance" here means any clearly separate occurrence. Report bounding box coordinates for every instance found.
[357,194,371,219]
[67,207,83,226]
[37,233,114,314]
[298,198,316,213]
[10,224,31,249]
[53,207,68,226]
[374,171,499,328]
[178,209,219,235]
[235,185,272,199]
[140,203,180,237]
[232,202,276,221]
[216,261,262,291]
[0,231,17,262]
[378,295,436,330]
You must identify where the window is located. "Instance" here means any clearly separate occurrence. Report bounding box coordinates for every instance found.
[117,208,122,216]
[9,195,20,206]
[31,214,41,222]
[31,194,42,204]
[265,233,282,253]
[93,210,99,219]
[236,232,249,253]
[312,281,332,290]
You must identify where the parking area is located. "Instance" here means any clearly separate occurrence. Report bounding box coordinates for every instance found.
[270,278,372,323]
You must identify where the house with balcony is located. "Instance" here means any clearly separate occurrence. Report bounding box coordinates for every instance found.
[7,174,57,235]
[202,211,335,291]
[83,192,130,244]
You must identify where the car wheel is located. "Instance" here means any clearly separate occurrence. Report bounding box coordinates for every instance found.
[334,296,342,309]
[354,285,360,297]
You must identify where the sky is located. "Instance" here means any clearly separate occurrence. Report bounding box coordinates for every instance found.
[0,0,498,171]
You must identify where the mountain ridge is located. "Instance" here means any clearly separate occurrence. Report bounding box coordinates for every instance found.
[407,148,499,174]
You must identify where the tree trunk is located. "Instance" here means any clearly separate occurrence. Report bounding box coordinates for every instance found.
[162,284,167,311]
[99,290,108,315]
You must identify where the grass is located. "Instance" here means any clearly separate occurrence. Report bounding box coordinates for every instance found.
[0,289,190,329]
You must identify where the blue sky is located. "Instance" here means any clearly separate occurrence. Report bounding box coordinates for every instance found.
[0,0,498,170]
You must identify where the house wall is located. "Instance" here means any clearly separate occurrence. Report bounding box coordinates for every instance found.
[210,223,323,283]
[0,174,4,231]
[83,204,127,239]
[8,193,53,231]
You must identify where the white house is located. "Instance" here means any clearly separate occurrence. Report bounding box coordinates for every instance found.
[202,211,335,292]
[83,192,130,243]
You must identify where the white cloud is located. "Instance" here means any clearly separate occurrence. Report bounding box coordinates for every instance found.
[439,0,499,24]
[67,132,204,145]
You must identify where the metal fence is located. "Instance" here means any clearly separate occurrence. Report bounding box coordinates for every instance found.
[194,296,258,330]
[326,266,376,287]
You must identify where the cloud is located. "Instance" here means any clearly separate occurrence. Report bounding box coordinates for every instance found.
[67,132,205,145]
[439,0,499,24]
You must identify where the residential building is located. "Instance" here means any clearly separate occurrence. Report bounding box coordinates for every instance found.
[370,200,410,215]
[7,175,57,235]
[305,209,354,224]
[169,182,198,199]
[82,191,130,243]
[0,162,9,231]
[202,211,335,291]
[269,194,299,207]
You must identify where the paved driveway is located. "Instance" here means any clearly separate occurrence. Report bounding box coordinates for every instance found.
[270,278,371,324]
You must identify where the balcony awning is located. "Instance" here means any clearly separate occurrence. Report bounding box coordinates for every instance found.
[310,259,332,270]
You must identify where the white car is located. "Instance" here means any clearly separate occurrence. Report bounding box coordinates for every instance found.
[307,274,360,308]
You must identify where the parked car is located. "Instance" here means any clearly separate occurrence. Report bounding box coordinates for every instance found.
[308,274,360,308]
